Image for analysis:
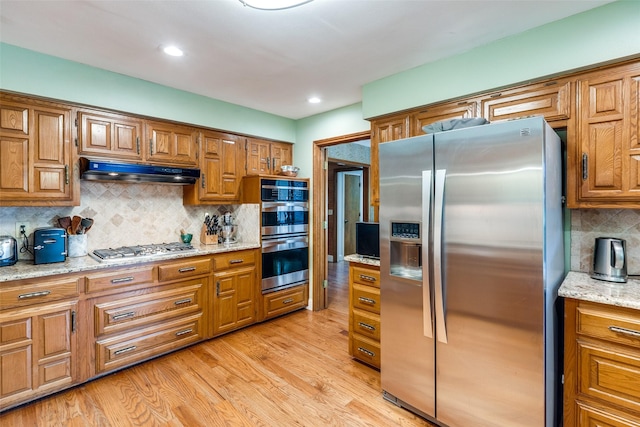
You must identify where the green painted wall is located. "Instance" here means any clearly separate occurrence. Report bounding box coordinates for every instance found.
[362,0,640,119]
[0,43,296,142]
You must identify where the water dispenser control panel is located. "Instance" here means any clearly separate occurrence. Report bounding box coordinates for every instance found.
[391,222,420,240]
[389,221,422,281]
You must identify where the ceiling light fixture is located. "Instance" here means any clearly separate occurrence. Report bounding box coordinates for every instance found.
[307,96,321,104]
[163,46,184,57]
[239,0,313,11]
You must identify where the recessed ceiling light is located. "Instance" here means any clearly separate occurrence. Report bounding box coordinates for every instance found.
[163,46,184,57]
[308,96,321,104]
[239,0,313,10]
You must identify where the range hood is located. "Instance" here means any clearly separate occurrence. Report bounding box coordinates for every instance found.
[79,158,200,185]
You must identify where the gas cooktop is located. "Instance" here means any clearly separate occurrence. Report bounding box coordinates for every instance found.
[90,242,195,262]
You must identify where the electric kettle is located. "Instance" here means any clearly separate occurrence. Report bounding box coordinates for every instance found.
[591,237,627,283]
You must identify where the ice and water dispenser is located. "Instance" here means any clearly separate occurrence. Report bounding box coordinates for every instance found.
[389,221,422,281]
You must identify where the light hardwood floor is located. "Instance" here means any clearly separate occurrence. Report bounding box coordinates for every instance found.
[1,262,434,427]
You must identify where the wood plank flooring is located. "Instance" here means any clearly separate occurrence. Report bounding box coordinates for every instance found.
[1,261,434,427]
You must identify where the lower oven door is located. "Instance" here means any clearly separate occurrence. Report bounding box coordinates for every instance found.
[261,234,309,294]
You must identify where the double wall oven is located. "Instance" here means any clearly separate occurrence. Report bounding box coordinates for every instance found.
[260,178,309,294]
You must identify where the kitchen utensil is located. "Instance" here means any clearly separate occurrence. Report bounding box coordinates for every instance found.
[591,237,627,283]
[79,218,93,234]
[280,165,299,177]
[58,216,72,230]
[0,235,18,266]
[71,216,82,234]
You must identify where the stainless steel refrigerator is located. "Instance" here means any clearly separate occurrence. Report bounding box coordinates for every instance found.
[379,117,565,427]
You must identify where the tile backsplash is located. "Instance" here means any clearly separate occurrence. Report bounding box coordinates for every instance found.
[570,209,640,275]
[0,181,260,261]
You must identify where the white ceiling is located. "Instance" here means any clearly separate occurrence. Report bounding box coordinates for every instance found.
[0,0,613,120]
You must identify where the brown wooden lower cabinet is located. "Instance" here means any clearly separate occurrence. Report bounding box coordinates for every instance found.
[564,298,640,426]
[0,248,314,412]
[347,261,380,369]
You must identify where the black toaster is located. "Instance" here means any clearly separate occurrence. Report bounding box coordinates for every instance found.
[34,228,67,265]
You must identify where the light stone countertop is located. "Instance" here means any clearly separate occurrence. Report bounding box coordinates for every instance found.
[0,242,261,283]
[558,271,640,310]
[344,254,380,267]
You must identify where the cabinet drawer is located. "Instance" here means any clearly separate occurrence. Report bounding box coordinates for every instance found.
[94,280,204,336]
[0,278,79,310]
[263,284,308,320]
[351,265,380,288]
[577,402,640,427]
[577,302,640,347]
[95,313,203,374]
[578,340,640,414]
[158,258,211,282]
[351,334,381,368]
[0,318,31,346]
[85,266,154,294]
[352,309,380,341]
[213,250,256,271]
[352,284,380,314]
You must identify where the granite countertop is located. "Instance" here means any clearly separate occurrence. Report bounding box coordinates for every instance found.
[558,271,640,310]
[344,254,380,267]
[0,242,261,283]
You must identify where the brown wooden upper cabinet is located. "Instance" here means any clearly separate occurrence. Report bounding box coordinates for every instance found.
[183,130,245,204]
[145,120,198,167]
[568,62,640,208]
[245,138,293,176]
[0,93,77,206]
[77,109,144,161]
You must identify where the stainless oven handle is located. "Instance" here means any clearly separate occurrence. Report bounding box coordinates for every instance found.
[262,237,308,253]
[261,203,309,212]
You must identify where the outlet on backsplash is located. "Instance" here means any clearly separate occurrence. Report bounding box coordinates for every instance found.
[15,222,30,239]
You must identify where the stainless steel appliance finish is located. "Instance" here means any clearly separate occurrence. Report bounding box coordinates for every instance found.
[0,235,18,266]
[379,117,565,427]
[259,177,310,294]
[79,157,201,185]
[90,242,195,262]
[591,237,627,283]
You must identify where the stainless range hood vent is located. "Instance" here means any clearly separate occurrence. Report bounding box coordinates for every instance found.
[79,158,200,185]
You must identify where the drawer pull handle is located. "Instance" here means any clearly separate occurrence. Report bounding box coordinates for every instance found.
[229,259,244,264]
[114,346,137,356]
[358,297,377,305]
[358,322,376,331]
[174,298,193,306]
[609,325,640,339]
[112,311,135,321]
[359,274,377,282]
[18,290,51,299]
[357,347,375,357]
[178,267,197,273]
[111,276,134,284]
[175,328,193,337]
[282,298,294,304]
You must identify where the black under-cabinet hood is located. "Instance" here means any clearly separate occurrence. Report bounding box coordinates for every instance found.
[79,158,200,185]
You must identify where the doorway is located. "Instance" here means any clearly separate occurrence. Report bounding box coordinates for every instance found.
[312,131,371,310]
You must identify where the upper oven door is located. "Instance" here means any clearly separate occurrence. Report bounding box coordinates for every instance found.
[261,179,309,202]
[262,202,309,236]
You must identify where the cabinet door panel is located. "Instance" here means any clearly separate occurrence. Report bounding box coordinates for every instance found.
[0,137,28,192]
[0,105,28,133]
[0,347,32,398]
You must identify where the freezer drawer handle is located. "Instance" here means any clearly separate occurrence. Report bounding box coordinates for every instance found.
[357,347,375,357]
[609,325,640,339]
[358,322,376,331]
[359,274,377,283]
[358,296,377,305]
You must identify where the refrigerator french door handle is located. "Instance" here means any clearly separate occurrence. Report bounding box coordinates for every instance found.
[434,169,448,344]
[422,170,433,338]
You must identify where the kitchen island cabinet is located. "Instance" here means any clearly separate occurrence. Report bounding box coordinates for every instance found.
[345,255,381,369]
[0,93,77,206]
[559,272,640,427]
[0,276,81,410]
